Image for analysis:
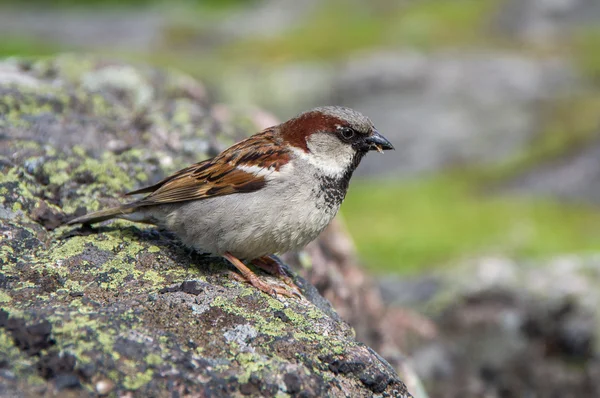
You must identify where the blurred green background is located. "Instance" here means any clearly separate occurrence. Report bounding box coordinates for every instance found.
[2,0,600,275]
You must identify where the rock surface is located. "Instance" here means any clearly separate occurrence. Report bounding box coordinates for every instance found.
[0,55,411,397]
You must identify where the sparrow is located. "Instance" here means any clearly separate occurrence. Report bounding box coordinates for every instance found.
[67,106,394,297]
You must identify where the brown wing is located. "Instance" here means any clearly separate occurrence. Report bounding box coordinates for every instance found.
[129,128,291,207]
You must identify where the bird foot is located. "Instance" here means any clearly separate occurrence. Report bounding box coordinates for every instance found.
[227,271,299,298]
[223,253,300,299]
[251,256,302,296]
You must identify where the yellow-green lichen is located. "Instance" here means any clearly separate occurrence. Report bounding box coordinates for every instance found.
[74,156,136,192]
[0,168,39,201]
[292,331,320,342]
[47,237,87,262]
[68,299,84,308]
[43,159,71,186]
[72,145,87,158]
[1,245,14,258]
[63,279,84,293]
[145,353,163,366]
[235,352,269,384]
[147,246,161,253]
[135,171,148,183]
[16,281,36,290]
[54,314,98,336]
[0,290,12,303]
[211,295,287,337]
[123,369,154,391]
[142,270,165,285]
[11,202,22,212]
[26,373,47,388]
[330,341,346,355]
[0,329,21,360]
[306,307,324,320]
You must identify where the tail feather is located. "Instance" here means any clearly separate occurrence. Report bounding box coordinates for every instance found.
[66,205,137,226]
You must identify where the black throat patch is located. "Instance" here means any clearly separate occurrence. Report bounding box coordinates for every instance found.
[315,151,366,211]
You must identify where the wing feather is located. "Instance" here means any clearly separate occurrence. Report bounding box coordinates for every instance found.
[129,128,291,207]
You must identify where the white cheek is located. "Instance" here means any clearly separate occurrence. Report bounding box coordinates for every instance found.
[290,134,354,177]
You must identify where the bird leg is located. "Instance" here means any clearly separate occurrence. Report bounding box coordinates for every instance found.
[223,252,298,298]
[251,255,301,294]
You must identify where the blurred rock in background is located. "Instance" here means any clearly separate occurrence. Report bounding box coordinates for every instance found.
[381,254,600,397]
[494,0,600,45]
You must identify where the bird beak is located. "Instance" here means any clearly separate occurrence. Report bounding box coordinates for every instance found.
[365,131,394,153]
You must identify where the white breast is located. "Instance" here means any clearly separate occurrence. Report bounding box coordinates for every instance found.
[159,160,342,260]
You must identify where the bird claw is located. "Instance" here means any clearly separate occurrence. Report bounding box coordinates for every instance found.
[251,256,303,297]
[223,253,302,299]
[227,271,298,299]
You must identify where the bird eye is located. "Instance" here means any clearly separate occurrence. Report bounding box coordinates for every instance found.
[340,128,355,140]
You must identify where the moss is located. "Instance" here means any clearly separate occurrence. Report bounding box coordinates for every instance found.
[266,297,286,311]
[98,260,138,290]
[0,246,14,255]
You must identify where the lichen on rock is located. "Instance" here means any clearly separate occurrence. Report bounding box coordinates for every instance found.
[0,55,411,397]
